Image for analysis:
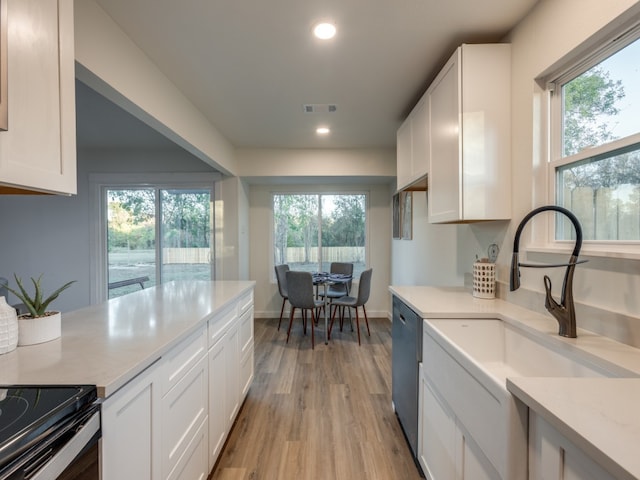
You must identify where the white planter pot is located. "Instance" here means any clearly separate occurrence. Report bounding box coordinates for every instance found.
[18,312,61,346]
[0,296,19,354]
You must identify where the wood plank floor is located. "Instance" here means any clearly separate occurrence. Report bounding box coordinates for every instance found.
[209,314,423,480]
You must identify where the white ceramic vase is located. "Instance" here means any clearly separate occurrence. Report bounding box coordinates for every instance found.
[0,296,19,354]
[18,311,61,346]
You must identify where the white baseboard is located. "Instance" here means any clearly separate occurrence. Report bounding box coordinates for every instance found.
[255,309,391,320]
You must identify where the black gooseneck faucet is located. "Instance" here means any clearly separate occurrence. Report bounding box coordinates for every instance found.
[510,205,586,338]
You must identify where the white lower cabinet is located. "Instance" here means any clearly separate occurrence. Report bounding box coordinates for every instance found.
[528,411,615,480]
[419,364,499,480]
[101,362,161,480]
[207,292,254,471]
[100,288,255,479]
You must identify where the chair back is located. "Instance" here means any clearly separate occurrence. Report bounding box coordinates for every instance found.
[274,264,289,298]
[286,271,317,309]
[329,262,354,293]
[355,268,373,306]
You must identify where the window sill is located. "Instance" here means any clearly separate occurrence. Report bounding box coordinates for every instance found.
[526,243,640,261]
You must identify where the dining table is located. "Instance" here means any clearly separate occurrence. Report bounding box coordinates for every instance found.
[312,272,352,344]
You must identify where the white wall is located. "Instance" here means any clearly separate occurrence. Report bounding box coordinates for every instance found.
[236,148,396,180]
[391,191,510,288]
[0,149,217,312]
[74,0,236,176]
[249,182,392,319]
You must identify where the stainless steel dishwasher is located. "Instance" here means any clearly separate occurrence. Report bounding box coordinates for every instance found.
[391,295,423,469]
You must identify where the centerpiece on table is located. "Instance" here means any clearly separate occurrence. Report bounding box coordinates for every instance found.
[6,274,76,346]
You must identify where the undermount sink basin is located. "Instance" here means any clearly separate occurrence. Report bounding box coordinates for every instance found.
[425,318,630,386]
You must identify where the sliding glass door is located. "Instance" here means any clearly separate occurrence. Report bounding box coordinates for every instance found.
[107,187,213,298]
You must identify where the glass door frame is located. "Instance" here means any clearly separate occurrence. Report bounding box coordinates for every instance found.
[89,172,220,304]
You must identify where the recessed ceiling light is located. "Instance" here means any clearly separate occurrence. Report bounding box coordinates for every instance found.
[316,127,330,135]
[313,22,336,40]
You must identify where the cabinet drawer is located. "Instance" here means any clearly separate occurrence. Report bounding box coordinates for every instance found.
[238,306,254,356]
[162,354,208,480]
[161,326,207,397]
[208,302,236,348]
[167,417,208,480]
[237,289,253,316]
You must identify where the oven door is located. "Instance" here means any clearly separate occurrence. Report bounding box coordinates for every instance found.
[1,405,100,480]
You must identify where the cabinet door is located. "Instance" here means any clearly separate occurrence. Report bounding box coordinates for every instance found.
[0,0,76,194]
[529,412,615,480]
[208,335,227,470]
[419,372,457,480]
[396,118,412,190]
[101,363,161,480]
[411,95,430,181]
[428,49,461,223]
[460,427,500,480]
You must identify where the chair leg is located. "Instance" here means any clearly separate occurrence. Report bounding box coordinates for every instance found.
[355,307,361,345]
[302,310,307,335]
[286,307,296,343]
[310,309,315,349]
[278,298,287,330]
[362,305,371,337]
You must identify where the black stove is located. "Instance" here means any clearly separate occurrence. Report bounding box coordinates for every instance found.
[0,386,99,479]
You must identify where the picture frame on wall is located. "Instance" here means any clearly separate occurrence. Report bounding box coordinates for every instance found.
[392,193,401,239]
[401,191,412,240]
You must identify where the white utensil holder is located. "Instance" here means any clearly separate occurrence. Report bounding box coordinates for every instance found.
[473,262,496,299]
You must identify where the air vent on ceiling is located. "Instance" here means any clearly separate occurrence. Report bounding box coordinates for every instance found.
[303,104,337,114]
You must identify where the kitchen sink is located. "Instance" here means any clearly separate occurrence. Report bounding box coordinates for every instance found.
[425,318,634,386]
[421,317,637,480]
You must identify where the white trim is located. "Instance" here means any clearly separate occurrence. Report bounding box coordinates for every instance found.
[89,172,220,303]
[544,22,640,253]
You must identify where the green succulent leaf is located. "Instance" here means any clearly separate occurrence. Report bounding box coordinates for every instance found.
[5,274,75,318]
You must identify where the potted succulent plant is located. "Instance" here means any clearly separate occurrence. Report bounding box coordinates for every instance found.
[6,274,76,346]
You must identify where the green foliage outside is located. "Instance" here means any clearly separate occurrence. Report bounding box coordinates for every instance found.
[273,194,366,267]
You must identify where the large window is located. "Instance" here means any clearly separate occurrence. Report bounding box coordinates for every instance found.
[273,193,367,276]
[90,173,217,301]
[550,30,640,242]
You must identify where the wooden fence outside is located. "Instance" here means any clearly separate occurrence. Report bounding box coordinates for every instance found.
[280,246,365,263]
[163,248,211,264]
[562,186,640,240]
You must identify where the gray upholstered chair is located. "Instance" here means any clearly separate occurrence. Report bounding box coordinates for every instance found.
[285,271,324,349]
[329,268,372,345]
[274,264,290,330]
[320,262,353,298]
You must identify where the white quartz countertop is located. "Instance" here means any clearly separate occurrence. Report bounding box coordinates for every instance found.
[389,285,640,479]
[0,280,255,398]
[507,377,640,480]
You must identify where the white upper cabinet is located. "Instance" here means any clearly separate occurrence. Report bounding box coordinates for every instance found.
[0,0,76,195]
[396,91,429,191]
[428,44,511,223]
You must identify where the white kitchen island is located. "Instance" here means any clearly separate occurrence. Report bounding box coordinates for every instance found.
[390,285,640,480]
[0,280,255,480]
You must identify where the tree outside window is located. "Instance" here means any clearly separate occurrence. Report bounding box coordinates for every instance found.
[273,193,366,276]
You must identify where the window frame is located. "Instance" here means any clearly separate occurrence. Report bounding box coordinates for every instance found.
[270,190,370,281]
[89,172,219,303]
[543,21,640,257]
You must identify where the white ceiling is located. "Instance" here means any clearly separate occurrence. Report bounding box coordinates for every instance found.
[77,0,538,150]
